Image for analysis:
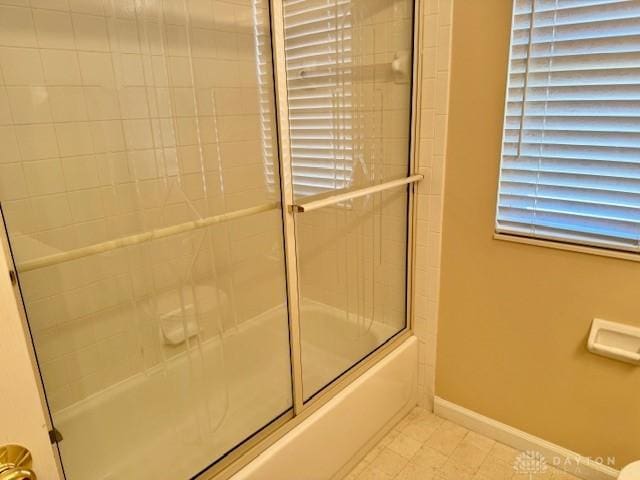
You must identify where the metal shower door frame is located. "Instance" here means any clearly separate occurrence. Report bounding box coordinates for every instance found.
[270,0,423,419]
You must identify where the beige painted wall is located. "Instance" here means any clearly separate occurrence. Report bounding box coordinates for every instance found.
[0,239,61,478]
[436,0,640,469]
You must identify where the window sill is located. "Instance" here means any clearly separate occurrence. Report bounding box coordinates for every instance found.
[493,233,640,264]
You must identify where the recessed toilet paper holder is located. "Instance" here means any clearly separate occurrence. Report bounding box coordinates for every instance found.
[587,318,640,365]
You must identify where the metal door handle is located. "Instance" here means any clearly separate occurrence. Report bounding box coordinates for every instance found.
[0,469,37,480]
[0,446,37,480]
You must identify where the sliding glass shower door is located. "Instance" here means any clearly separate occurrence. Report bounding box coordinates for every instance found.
[282,0,416,400]
[0,0,417,477]
[0,1,293,479]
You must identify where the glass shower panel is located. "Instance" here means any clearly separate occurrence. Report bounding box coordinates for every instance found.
[0,1,292,479]
[295,189,409,398]
[282,0,415,400]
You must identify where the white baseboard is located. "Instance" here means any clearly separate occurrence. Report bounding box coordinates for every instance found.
[434,397,619,480]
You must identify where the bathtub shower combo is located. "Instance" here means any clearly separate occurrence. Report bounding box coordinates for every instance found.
[0,0,419,478]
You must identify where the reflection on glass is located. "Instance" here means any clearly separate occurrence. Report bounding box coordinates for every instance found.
[283,0,415,400]
[297,189,409,398]
[0,1,292,479]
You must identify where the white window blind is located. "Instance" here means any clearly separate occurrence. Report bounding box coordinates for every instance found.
[496,0,640,252]
[283,0,354,197]
[254,0,278,193]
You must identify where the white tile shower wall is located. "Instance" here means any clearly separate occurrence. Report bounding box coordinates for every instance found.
[413,0,452,409]
[0,0,286,412]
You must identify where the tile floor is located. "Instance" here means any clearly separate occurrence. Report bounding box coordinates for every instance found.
[346,408,582,480]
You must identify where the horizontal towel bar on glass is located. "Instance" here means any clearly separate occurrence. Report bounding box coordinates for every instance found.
[17,202,281,273]
[290,175,423,213]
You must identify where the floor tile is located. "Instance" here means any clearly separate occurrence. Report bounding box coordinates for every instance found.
[369,447,409,477]
[355,466,393,480]
[395,462,441,480]
[423,420,468,456]
[448,436,491,471]
[386,432,423,460]
[411,445,449,471]
[345,407,583,480]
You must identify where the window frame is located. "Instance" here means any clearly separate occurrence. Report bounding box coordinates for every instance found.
[493,0,640,262]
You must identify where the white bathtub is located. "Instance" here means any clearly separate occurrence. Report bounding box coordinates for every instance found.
[52,296,412,480]
[231,335,418,480]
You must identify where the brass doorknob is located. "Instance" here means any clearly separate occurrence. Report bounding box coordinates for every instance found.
[0,445,37,480]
